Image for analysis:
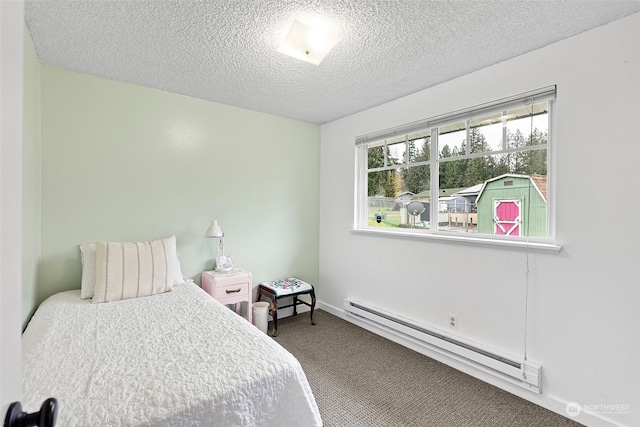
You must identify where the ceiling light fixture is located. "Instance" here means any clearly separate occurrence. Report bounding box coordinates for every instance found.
[277,19,340,65]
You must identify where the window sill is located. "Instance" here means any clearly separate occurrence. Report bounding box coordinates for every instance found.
[351,228,562,254]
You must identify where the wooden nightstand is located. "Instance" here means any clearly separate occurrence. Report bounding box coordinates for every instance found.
[201,269,252,323]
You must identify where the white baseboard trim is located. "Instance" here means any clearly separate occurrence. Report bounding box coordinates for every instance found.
[316,300,627,427]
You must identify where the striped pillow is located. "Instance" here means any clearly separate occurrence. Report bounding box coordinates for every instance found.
[92,237,175,303]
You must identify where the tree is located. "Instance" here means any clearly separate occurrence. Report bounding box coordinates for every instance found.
[506,129,527,173]
[505,128,547,175]
[367,146,399,197]
[402,137,430,194]
[468,127,490,154]
[367,146,385,196]
[447,145,468,188]
[403,165,429,194]
[463,128,495,186]
[368,170,397,197]
[522,128,548,175]
[438,144,459,188]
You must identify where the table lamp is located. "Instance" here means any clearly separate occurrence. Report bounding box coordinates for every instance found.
[205,220,231,271]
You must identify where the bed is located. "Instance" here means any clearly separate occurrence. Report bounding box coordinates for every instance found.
[21,237,322,426]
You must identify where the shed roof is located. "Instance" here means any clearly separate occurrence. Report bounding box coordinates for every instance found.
[530,175,547,201]
[453,183,484,197]
[396,191,415,198]
[413,187,465,201]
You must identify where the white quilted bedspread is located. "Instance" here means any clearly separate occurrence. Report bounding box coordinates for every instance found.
[22,281,322,426]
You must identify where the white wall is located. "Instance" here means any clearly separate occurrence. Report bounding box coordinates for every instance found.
[38,66,320,309]
[319,13,639,427]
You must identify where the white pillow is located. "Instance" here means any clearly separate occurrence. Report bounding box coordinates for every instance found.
[79,243,96,299]
[80,235,185,299]
[173,250,186,286]
[92,237,175,303]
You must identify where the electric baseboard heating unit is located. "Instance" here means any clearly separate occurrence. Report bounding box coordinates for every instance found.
[343,298,541,393]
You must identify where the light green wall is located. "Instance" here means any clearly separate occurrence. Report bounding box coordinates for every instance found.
[39,65,320,304]
[22,22,41,326]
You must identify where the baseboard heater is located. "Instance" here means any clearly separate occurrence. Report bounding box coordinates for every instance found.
[343,298,541,393]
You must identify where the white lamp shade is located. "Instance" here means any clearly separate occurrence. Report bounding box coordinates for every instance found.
[205,220,223,238]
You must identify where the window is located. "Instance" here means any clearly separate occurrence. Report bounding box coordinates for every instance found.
[355,86,556,244]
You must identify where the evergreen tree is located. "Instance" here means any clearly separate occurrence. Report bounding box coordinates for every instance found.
[507,129,527,173]
[402,137,430,194]
[440,144,452,158]
[506,128,547,176]
[523,128,548,175]
[367,146,398,197]
[468,127,490,154]
[451,144,468,188]
[439,144,459,188]
[367,146,385,196]
[494,154,511,177]
[463,128,494,186]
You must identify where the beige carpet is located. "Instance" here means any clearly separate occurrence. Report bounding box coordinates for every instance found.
[272,309,584,427]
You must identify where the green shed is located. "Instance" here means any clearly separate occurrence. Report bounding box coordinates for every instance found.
[475,174,547,238]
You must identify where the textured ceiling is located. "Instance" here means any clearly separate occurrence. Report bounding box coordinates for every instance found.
[24,1,640,124]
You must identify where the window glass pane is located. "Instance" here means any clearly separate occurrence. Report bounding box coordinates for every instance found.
[408,131,431,162]
[367,169,397,197]
[367,196,398,227]
[439,121,466,158]
[506,101,548,149]
[387,136,406,166]
[368,165,431,230]
[439,156,497,196]
[402,164,430,197]
[404,164,431,230]
[367,145,385,169]
[438,152,547,237]
[497,146,547,176]
[470,112,503,153]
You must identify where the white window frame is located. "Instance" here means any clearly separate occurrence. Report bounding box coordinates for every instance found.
[354,86,560,253]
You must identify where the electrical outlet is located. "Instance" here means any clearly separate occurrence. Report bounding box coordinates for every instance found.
[448,313,458,329]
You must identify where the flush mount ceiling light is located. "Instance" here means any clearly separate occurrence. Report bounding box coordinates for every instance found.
[277,19,340,65]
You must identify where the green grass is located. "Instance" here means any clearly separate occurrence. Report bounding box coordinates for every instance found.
[368,209,402,227]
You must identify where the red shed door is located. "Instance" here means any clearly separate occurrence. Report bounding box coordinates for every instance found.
[494,199,521,236]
